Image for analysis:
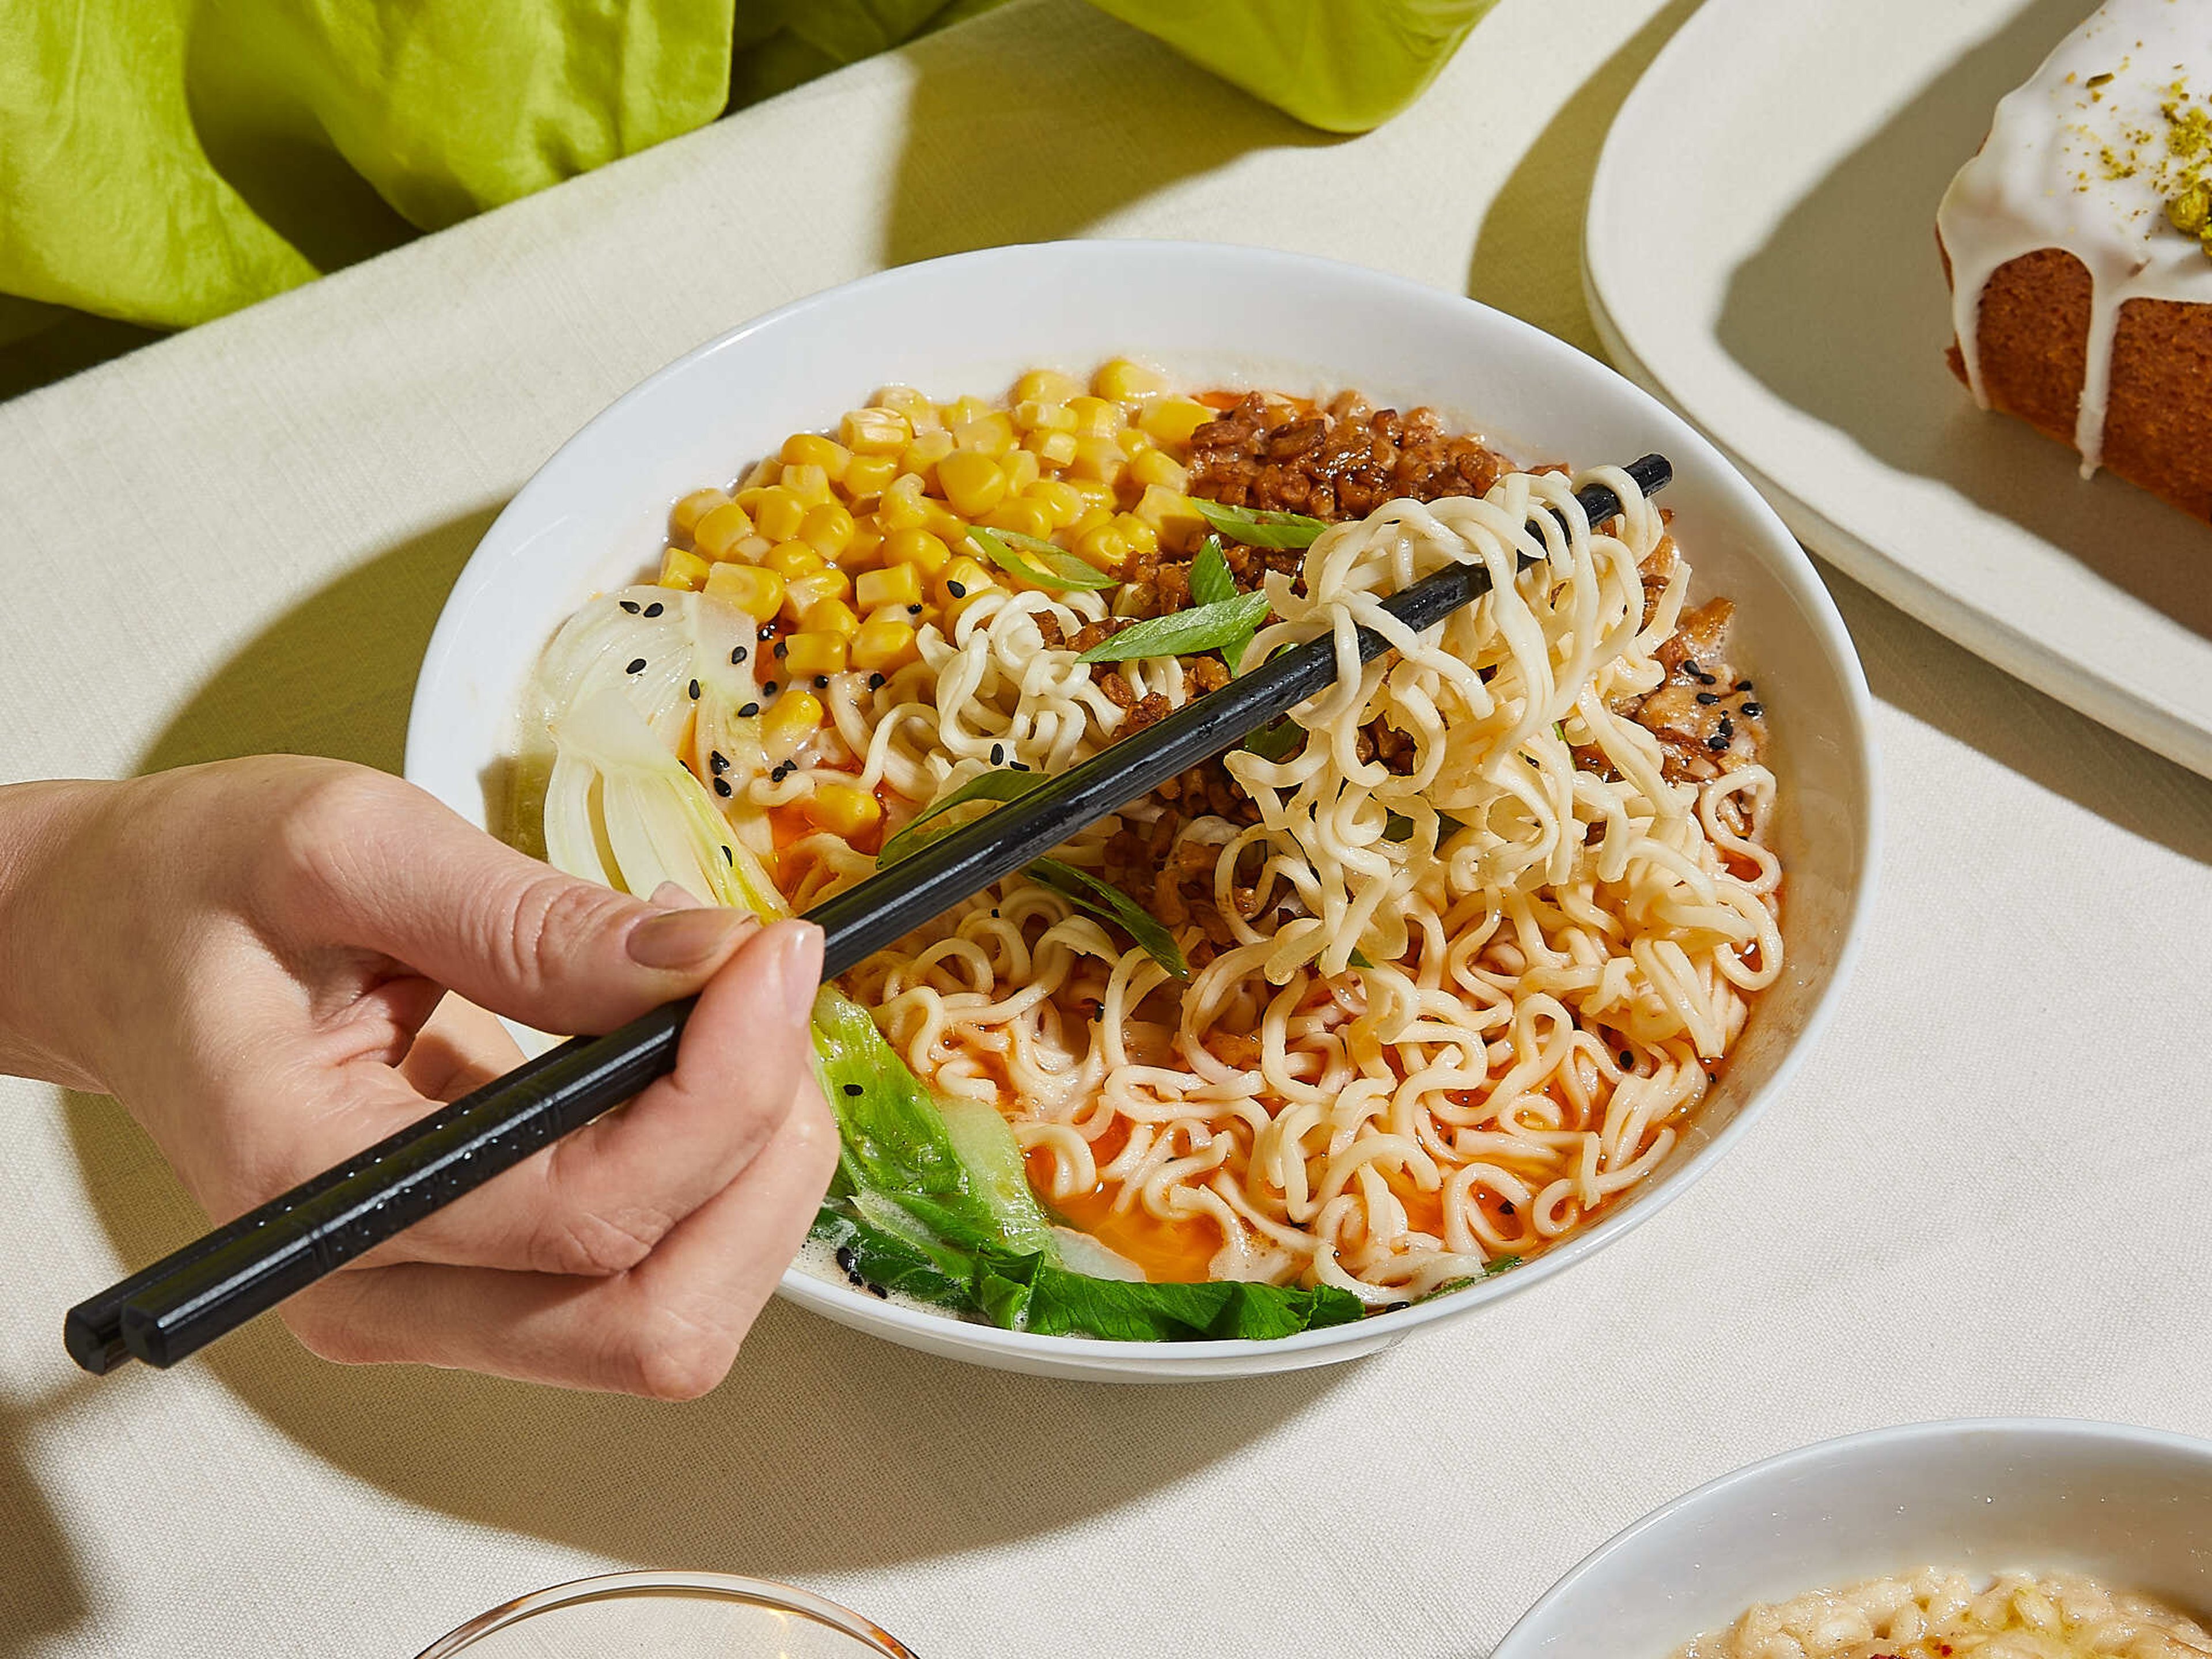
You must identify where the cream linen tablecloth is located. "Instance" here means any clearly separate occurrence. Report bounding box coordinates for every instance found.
[3,1,2210,1654]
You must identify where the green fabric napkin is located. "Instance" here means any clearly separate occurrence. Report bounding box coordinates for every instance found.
[0,0,1492,340]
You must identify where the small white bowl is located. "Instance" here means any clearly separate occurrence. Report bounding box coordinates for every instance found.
[403,240,1878,1382]
[1494,1419,2212,1658]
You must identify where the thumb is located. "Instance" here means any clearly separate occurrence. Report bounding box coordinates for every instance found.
[306,777,760,1034]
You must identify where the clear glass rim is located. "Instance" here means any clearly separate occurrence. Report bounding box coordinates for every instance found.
[412,1569,919,1658]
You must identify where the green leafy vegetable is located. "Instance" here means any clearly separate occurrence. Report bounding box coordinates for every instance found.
[1347,948,1376,969]
[1192,497,1330,550]
[1417,1255,1527,1302]
[1242,717,1305,762]
[876,767,1048,866]
[967,527,1117,592]
[1077,590,1271,664]
[938,1096,1056,1259]
[1185,535,1263,675]
[808,1207,1366,1340]
[1028,857,1190,980]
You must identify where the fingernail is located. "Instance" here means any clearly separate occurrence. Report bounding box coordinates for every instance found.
[627,904,745,970]
[774,922,825,1024]
[646,880,700,910]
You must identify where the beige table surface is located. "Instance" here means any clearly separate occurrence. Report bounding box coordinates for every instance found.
[3,1,2210,1654]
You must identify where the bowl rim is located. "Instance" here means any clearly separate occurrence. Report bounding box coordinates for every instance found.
[404,237,1883,1370]
[1488,1416,2212,1658]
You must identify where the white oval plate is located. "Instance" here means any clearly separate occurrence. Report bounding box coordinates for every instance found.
[1586,0,2212,780]
[1493,1418,2212,1658]
[404,240,1877,1381]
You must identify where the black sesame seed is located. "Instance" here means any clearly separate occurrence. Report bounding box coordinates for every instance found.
[763,681,779,696]
[1706,733,1729,751]
[1694,671,1717,685]
[625,657,647,675]
[1619,1049,1634,1068]
[991,908,1000,918]
[1735,679,1753,691]
[1010,760,1031,772]
[688,679,701,700]
[814,675,830,689]
[643,601,664,618]
[1717,716,1734,741]
[721,845,734,864]
[834,1245,855,1271]
[1695,691,1719,705]
[907,603,923,615]
[713,777,732,797]
[738,701,760,717]
[731,645,747,664]
[869,1283,889,1299]
[990,743,1005,764]
[773,639,788,658]
[710,751,729,774]
[868,672,885,690]
[1741,701,1763,718]
[947,580,967,598]
[843,1083,864,1097]
[619,599,641,614]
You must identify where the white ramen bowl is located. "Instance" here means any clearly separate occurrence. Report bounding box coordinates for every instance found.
[1491,1419,2212,1658]
[404,240,1878,1382]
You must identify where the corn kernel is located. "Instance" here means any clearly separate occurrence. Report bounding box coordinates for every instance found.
[983,498,1054,539]
[842,452,899,503]
[1013,399,1076,434]
[781,433,851,482]
[734,534,773,563]
[658,546,711,590]
[806,781,882,838]
[783,564,850,617]
[1070,435,1126,484]
[843,517,885,571]
[840,407,911,456]
[749,485,806,543]
[799,502,855,559]
[1115,512,1159,556]
[937,450,1007,518]
[1131,448,1189,491]
[937,555,994,606]
[703,561,785,620]
[952,412,1017,460]
[1075,523,1130,571]
[1013,368,1083,404]
[1093,358,1167,403]
[877,385,938,431]
[1134,484,1201,535]
[900,429,955,481]
[761,690,825,760]
[1025,478,1085,528]
[692,501,757,560]
[804,597,860,638]
[672,487,732,539]
[1067,396,1124,438]
[941,395,993,429]
[764,540,827,580]
[738,456,779,490]
[782,630,849,677]
[1115,426,1155,460]
[1000,449,1041,495]
[878,474,931,531]
[781,462,834,506]
[1071,505,1115,539]
[1025,429,1078,467]
[1140,396,1215,446]
[921,501,969,546]
[850,617,920,673]
[882,528,950,577]
[1069,476,1117,512]
[857,563,924,612]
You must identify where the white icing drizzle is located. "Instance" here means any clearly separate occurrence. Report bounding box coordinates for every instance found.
[1936,0,2212,478]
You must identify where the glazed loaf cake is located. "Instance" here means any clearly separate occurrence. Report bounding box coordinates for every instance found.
[1937,0,2212,522]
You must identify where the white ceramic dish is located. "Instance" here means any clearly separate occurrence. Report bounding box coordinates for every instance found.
[403,240,1878,1381]
[1493,1419,2212,1658]
[1586,0,2212,782]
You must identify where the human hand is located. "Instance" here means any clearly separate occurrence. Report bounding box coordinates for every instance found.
[0,757,835,1396]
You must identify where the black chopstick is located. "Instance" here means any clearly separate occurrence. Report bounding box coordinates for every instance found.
[64,454,1670,1374]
